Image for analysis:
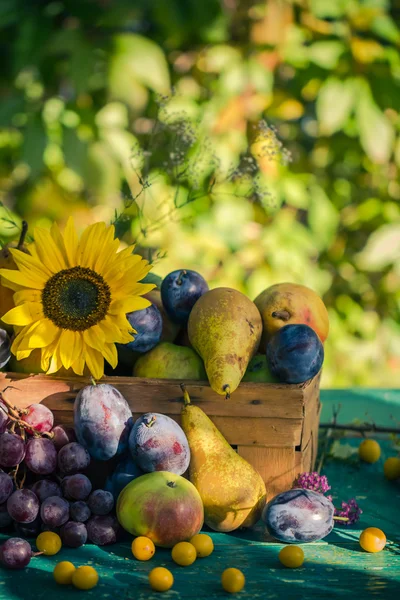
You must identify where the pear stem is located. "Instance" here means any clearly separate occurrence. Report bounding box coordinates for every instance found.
[223,384,231,400]
[180,383,191,405]
[145,415,157,428]
[271,310,290,321]
[91,377,97,386]
[18,221,28,249]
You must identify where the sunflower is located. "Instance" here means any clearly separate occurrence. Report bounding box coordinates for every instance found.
[0,218,155,379]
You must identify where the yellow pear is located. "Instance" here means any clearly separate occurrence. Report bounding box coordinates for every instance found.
[0,221,29,333]
[187,287,262,398]
[180,385,266,532]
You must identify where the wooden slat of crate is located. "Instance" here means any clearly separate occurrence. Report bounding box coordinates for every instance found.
[0,373,308,419]
[300,372,321,450]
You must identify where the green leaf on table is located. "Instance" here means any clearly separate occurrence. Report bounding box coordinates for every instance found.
[308,41,345,69]
[109,34,171,96]
[356,87,394,164]
[330,440,358,460]
[317,78,354,135]
[356,224,400,271]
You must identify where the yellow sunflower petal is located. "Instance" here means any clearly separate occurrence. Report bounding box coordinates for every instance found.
[112,282,155,301]
[93,230,120,275]
[71,355,85,376]
[0,275,23,292]
[0,268,45,290]
[59,330,78,370]
[83,325,106,351]
[50,222,69,267]
[28,318,59,348]
[63,217,79,267]
[2,302,43,326]
[47,342,62,374]
[32,227,67,273]
[77,222,107,269]
[11,324,37,355]
[103,254,142,285]
[13,289,42,305]
[109,296,151,315]
[40,334,61,372]
[16,349,34,360]
[10,247,53,281]
[102,342,118,369]
[85,346,104,380]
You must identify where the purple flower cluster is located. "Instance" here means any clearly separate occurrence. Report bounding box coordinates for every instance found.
[334,499,363,526]
[293,471,362,526]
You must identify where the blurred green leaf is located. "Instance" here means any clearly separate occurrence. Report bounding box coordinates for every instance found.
[308,185,340,250]
[21,115,46,178]
[310,0,347,18]
[356,224,400,271]
[371,15,400,43]
[317,78,354,135]
[308,41,345,69]
[356,84,394,163]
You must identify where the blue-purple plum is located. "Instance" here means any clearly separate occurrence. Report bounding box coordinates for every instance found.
[161,270,209,325]
[123,304,163,353]
[105,456,144,501]
[129,413,190,475]
[74,384,133,461]
[262,489,334,543]
[266,324,324,384]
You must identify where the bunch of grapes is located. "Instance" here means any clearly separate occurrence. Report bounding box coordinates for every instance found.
[0,393,120,566]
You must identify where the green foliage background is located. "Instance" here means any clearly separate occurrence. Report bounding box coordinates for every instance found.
[1,0,399,387]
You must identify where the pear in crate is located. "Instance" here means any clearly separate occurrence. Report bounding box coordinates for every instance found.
[180,386,266,532]
[188,288,262,397]
[242,354,278,383]
[133,342,206,380]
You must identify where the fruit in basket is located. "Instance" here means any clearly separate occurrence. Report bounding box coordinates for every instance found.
[104,455,144,501]
[133,342,206,380]
[180,386,266,532]
[74,384,133,461]
[144,290,181,344]
[119,303,163,355]
[242,354,279,383]
[266,324,324,384]
[262,489,334,543]
[0,328,11,369]
[188,288,262,398]
[116,471,204,547]
[129,413,190,475]
[161,269,209,325]
[254,282,329,351]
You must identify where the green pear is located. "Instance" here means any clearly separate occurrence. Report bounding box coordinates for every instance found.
[180,386,266,532]
[133,342,206,380]
[242,354,279,383]
[187,287,262,397]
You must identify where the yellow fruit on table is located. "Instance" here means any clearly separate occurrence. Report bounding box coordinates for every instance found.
[383,457,400,481]
[279,546,304,568]
[359,528,386,553]
[36,532,62,556]
[221,568,245,593]
[358,439,381,463]
[131,536,155,561]
[53,561,76,585]
[72,566,99,590]
[189,533,214,557]
[149,567,174,592]
[171,541,197,566]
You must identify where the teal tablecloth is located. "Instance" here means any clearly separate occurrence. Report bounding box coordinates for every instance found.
[1,389,400,599]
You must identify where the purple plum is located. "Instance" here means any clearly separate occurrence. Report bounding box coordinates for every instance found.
[129,413,190,475]
[123,304,163,353]
[161,270,208,324]
[105,456,144,501]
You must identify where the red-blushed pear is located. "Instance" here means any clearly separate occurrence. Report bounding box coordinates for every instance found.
[254,282,329,352]
[116,471,204,548]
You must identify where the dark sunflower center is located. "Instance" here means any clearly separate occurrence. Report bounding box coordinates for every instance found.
[42,266,111,331]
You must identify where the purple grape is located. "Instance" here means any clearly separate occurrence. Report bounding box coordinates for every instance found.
[40,496,69,528]
[70,501,91,523]
[41,523,60,534]
[61,474,92,501]
[24,404,54,434]
[87,490,114,516]
[262,488,334,543]
[0,537,31,569]
[0,503,12,528]
[0,432,25,467]
[24,438,57,475]
[86,515,120,545]
[14,515,42,538]
[7,489,39,524]
[0,402,9,435]
[51,425,76,450]
[61,521,87,548]
[57,442,90,474]
[30,479,62,502]
[0,471,13,503]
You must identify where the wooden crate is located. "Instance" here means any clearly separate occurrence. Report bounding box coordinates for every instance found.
[0,371,321,500]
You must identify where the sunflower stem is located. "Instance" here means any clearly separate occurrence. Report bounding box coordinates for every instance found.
[18,221,28,249]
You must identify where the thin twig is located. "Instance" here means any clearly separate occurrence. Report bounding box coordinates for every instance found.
[320,423,400,434]
[317,404,341,474]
